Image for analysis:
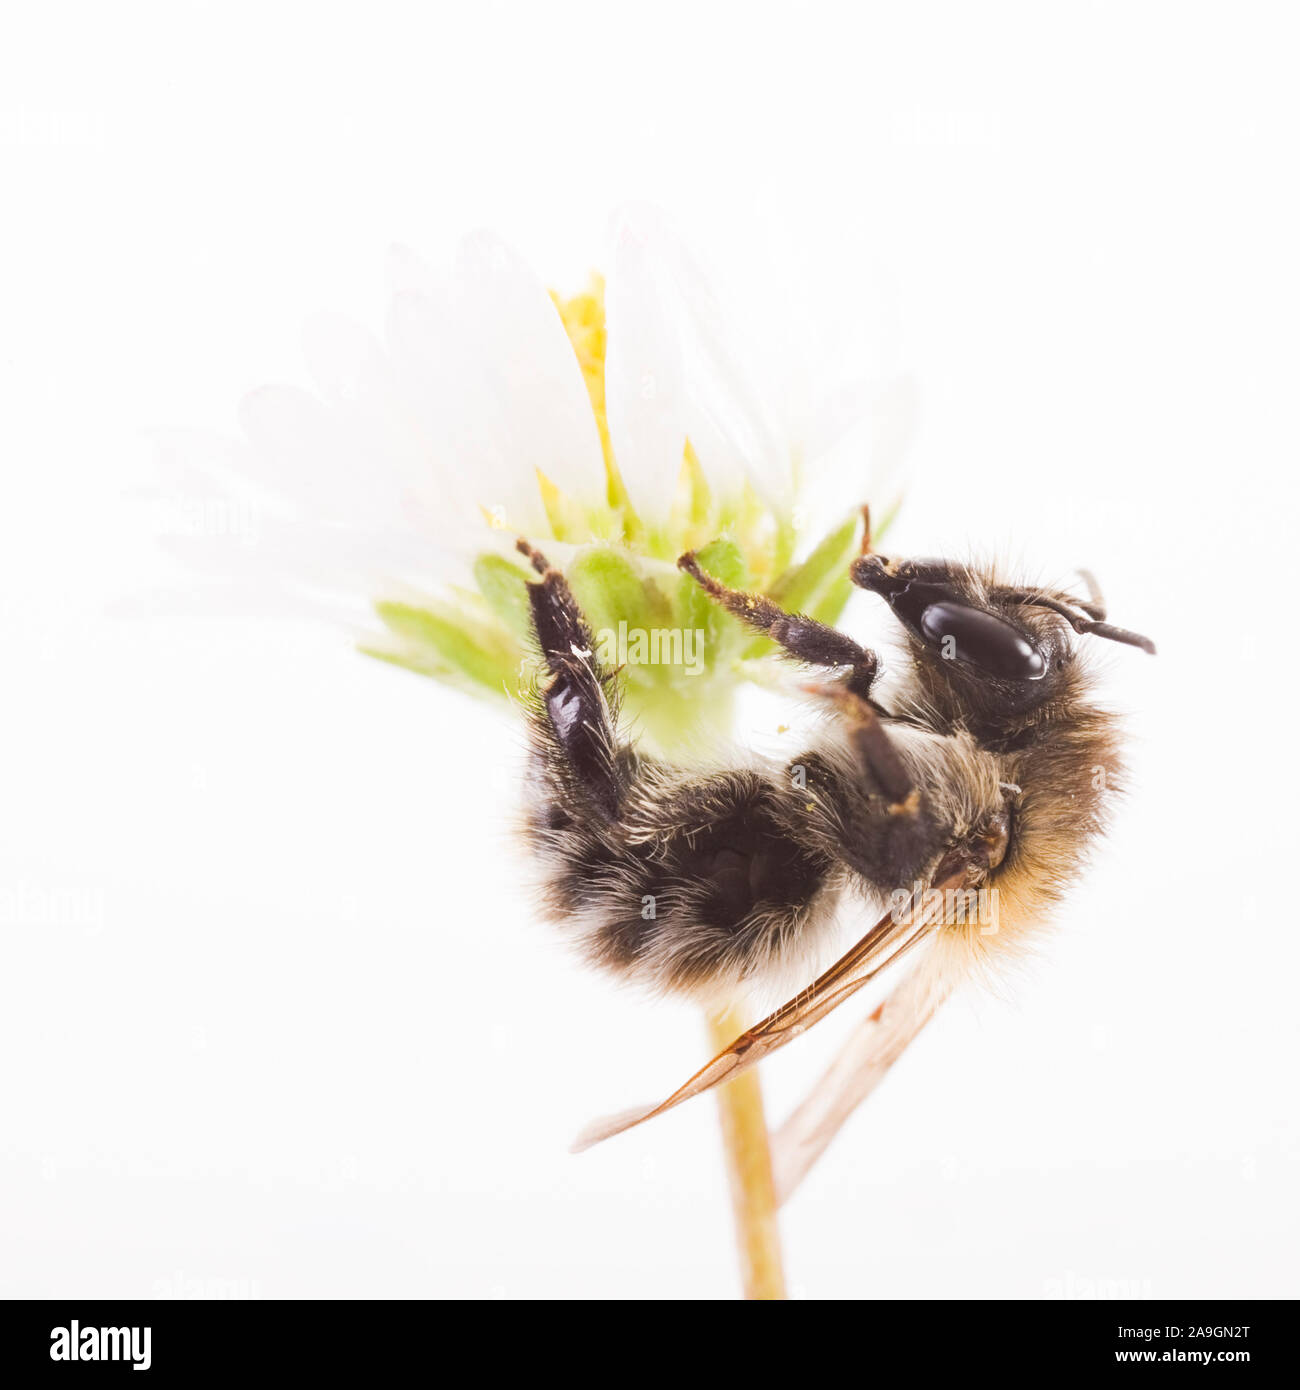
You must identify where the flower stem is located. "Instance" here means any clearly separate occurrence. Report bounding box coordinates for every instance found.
[709,1006,787,1300]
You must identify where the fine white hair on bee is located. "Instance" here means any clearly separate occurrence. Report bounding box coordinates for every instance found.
[509,532,1153,1147]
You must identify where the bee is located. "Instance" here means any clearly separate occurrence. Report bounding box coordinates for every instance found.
[513,516,1154,1162]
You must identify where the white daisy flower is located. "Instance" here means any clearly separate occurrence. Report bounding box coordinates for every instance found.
[150,206,915,746]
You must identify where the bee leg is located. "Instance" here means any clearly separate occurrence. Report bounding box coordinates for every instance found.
[812,682,917,813]
[677,551,879,700]
[516,539,600,665]
[517,538,622,822]
[796,686,946,896]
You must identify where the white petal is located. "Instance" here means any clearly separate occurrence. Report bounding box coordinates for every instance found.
[156,498,466,594]
[453,230,606,504]
[145,428,271,506]
[384,242,438,296]
[149,422,477,602]
[799,367,915,471]
[300,312,385,402]
[239,385,412,532]
[866,373,919,497]
[604,213,692,518]
[384,287,543,535]
[107,581,362,626]
[797,373,919,544]
[300,311,461,534]
[607,205,793,509]
[274,518,468,592]
[799,375,879,465]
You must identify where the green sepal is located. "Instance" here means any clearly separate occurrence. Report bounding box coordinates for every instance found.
[373,598,516,696]
[473,553,534,642]
[767,510,861,613]
[358,643,451,681]
[566,546,661,637]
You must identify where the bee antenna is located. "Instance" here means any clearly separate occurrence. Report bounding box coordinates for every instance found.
[1013,592,1156,656]
[1073,620,1157,656]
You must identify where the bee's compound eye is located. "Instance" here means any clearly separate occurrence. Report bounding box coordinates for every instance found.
[919,601,1046,680]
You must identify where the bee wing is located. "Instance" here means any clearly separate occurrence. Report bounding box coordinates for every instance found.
[771,958,953,1204]
[572,855,974,1152]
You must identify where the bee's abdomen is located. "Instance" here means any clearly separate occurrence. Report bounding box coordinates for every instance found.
[677,804,825,931]
[524,766,834,997]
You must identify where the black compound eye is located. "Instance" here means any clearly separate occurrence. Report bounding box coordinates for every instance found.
[919,601,1046,680]
[853,559,1050,682]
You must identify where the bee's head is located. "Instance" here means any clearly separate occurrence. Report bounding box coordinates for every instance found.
[850,553,1155,733]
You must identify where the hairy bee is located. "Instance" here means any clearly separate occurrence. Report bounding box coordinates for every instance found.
[513,519,1154,1156]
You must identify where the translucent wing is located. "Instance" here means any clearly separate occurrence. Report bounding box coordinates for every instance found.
[573,854,978,1152]
[771,958,952,1204]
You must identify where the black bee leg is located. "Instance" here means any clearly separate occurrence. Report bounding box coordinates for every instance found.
[516,539,601,664]
[678,551,879,700]
[814,682,917,814]
[515,537,550,577]
[793,679,944,893]
[517,538,622,822]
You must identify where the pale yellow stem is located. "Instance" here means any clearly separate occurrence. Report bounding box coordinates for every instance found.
[708,1006,787,1300]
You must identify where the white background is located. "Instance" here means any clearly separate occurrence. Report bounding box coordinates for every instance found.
[2,2,1296,1299]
